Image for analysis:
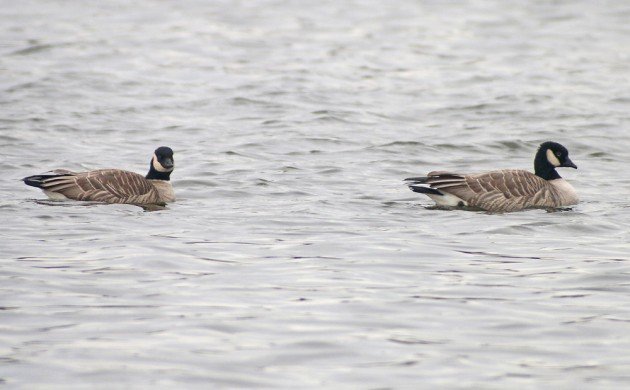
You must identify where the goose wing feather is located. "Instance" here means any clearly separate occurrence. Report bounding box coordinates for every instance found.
[41,169,160,204]
[427,170,556,212]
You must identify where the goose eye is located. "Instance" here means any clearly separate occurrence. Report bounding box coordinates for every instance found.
[555,152,562,158]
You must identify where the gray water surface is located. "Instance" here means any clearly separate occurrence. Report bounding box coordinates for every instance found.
[2,0,630,388]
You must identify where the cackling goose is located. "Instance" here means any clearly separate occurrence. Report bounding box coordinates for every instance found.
[404,141,578,212]
[23,146,175,206]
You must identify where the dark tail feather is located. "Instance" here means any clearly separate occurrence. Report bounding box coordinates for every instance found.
[405,176,442,194]
[404,176,428,184]
[23,175,46,188]
[408,185,442,195]
[23,174,71,188]
[405,176,439,193]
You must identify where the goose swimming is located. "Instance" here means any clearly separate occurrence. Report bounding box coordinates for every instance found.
[23,146,175,206]
[405,141,578,212]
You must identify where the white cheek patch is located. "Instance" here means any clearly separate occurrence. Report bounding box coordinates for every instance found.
[546,149,561,167]
[152,153,173,172]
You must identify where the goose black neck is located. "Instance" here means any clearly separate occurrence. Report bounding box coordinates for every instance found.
[534,149,561,180]
[145,162,171,181]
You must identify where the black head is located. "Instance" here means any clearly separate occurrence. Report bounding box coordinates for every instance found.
[146,146,174,180]
[534,141,577,180]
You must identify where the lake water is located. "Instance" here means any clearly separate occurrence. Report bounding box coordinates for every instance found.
[2,0,630,388]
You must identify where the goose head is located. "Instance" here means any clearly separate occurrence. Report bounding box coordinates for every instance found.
[152,146,175,172]
[534,141,576,180]
[146,146,174,180]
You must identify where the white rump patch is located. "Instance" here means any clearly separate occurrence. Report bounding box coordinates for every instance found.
[43,190,69,201]
[546,149,561,167]
[152,154,173,173]
[427,193,467,207]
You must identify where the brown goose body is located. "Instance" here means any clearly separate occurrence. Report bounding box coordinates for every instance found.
[415,169,578,212]
[405,142,579,212]
[32,169,174,204]
[24,146,175,206]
